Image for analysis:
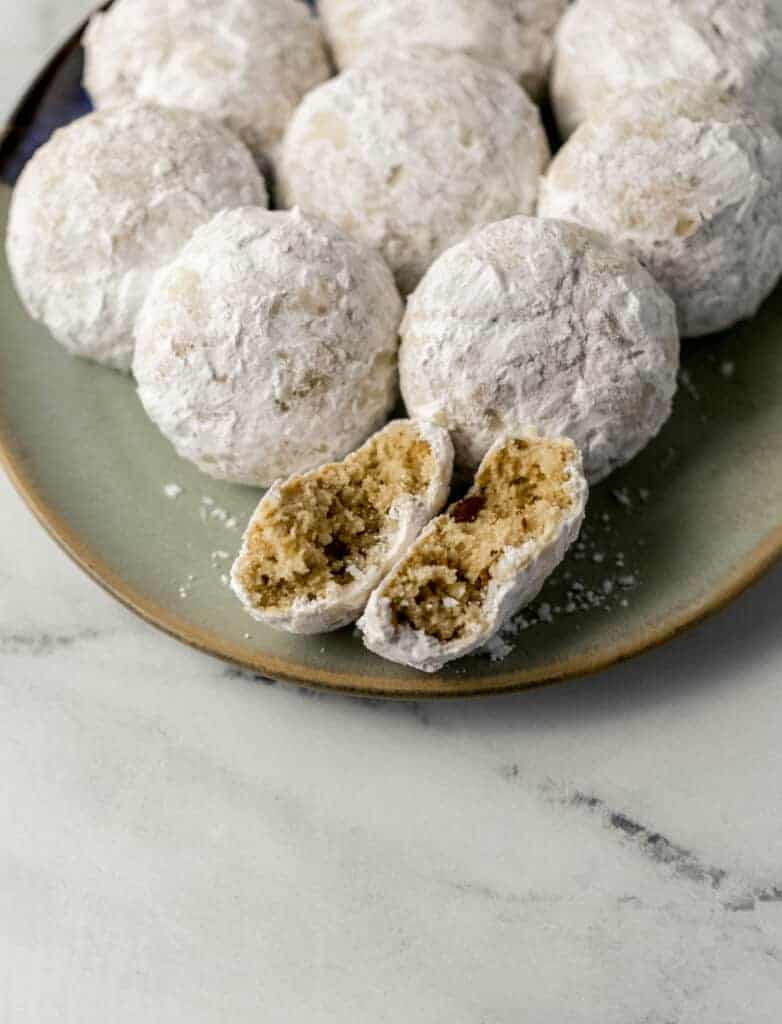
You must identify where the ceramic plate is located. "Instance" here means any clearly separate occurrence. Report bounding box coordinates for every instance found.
[1,13,781,698]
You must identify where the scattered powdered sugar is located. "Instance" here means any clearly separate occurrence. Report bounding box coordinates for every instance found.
[198,495,240,529]
[679,368,700,402]
[484,633,514,662]
[167,489,246,599]
[611,487,633,509]
[721,360,736,379]
[481,494,645,663]
[178,573,197,600]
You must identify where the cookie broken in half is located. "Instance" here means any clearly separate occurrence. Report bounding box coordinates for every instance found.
[231,420,453,634]
[359,435,588,672]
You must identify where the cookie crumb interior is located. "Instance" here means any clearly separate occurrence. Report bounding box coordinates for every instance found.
[236,423,435,610]
[386,438,577,643]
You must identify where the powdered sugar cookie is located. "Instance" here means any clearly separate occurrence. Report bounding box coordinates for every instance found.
[231,420,453,634]
[539,81,782,337]
[279,51,549,293]
[84,0,330,163]
[6,104,266,372]
[318,0,567,100]
[400,216,679,483]
[359,435,587,673]
[133,206,402,486]
[552,0,782,138]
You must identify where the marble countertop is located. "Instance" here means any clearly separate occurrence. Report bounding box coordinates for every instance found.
[2,3,782,1021]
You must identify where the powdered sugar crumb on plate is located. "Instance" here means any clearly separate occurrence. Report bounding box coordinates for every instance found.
[479,499,643,663]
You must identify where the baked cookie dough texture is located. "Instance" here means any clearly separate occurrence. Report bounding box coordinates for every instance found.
[552,0,782,138]
[318,0,568,100]
[231,420,453,634]
[279,51,550,293]
[400,216,680,484]
[133,206,402,487]
[539,81,782,338]
[83,0,331,163]
[359,435,588,673]
[6,104,267,372]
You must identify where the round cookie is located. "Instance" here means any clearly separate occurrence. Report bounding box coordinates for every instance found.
[6,104,267,372]
[552,0,782,138]
[318,0,568,100]
[133,206,403,486]
[278,51,550,293]
[539,81,782,338]
[400,216,680,483]
[83,0,331,163]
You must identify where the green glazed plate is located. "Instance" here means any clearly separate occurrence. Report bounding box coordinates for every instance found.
[1,17,781,698]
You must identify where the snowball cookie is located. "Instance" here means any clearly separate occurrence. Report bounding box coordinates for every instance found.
[133,206,402,486]
[6,104,266,372]
[400,216,679,483]
[279,52,550,293]
[83,0,331,162]
[318,0,568,100]
[359,436,587,673]
[551,0,782,138]
[231,420,453,634]
[539,82,782,338]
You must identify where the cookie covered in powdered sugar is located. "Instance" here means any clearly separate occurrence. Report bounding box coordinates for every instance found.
[278,51,550,293]
[83,0,331,163]
[318,0,567,100]
[539,81,782,338]
[133,206,402,487]
[540,82,781,339]
[551,0,782,138]
[359,435,587,673]
[6,104,267,372]
[231,420,453,634]
[400,216,679,483]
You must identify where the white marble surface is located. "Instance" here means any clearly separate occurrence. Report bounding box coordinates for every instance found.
[2,3,782,1021]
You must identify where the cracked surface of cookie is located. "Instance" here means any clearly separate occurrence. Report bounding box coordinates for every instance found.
[318,0,567,100]
[133,206,402,486]
[83,0,330,163]
[551,0,782,138]
[231,420,453,634]
[539,81,782,338]
[400,216,679,483]
[359,435,587,673]
[6,104,267,372]
[279,51,550,293]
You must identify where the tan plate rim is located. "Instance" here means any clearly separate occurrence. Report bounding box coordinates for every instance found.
[1,13,781,700]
